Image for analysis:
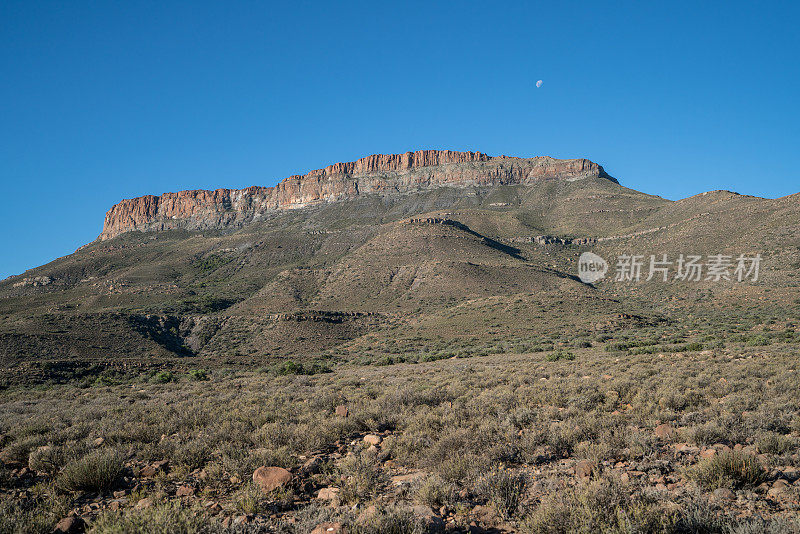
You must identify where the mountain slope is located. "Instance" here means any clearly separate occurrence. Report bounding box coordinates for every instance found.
[1,150,797,382]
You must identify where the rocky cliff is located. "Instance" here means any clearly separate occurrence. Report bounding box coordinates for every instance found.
[99,150,614,240]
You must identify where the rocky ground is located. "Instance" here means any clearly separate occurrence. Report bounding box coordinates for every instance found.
[3,327,800,533]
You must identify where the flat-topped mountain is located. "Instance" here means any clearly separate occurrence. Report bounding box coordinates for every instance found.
[2,148,799,386]
[100,150,612,239]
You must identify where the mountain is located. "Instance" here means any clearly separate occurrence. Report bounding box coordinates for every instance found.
[99,150,611,240]
[1,149,798,384]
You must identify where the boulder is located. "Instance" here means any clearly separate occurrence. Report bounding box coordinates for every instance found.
[310,523,346,534]
[317,487,340,505]
[712,488,735,501]
[252,466,292,494]
[654,424,674,439]
[53,516,83,534]
[575,460,593,479]
[363,434,382,446]
[140,460,168,477]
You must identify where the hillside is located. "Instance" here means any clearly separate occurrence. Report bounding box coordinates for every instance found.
[0,150,797,378]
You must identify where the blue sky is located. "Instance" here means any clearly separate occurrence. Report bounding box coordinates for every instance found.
[1,1,798,279]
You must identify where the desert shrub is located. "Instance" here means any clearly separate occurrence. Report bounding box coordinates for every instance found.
[683,342,705,351]
[433,453,489,483]
[187,369,209,381]
[689,423,730,446]
[414,474,456,508]
[172,437,213,469]
[546,349,575,362]
[756,432,797,455]
[57,449,124,492]
[150,370,174,384]
[91,502,209,533]
[271,360,332,375]
[690,450,766,490]
[0,482,71,534]
[284,502,349,533]
[475,470,527,520]
[232,482,270,514]
[2,435,47,465]
[351,505,426,534]
[338,451,389,504]
[746,335,771,346]
[521,476,665,534]
[29,445,64,476]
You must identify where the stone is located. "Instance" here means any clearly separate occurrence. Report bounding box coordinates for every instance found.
[700,448,717,459]
[140,460,168,477]
[317,487,340,504]
[712,488,736,501]
[310,522,346,534]
[363,434,382,446]
[575,460,593,479]
[412,505,445,531]
[767,484,791,500]
[471,504,499,527]
[176,485,194,497]
[135,497,153,510]
[93,437,105,447]
[53,516,83,534]
[654,424,675,439]
[252,466,291,493]
[782,467,800,482]
[335,405,349,417]
[301,456,323,475]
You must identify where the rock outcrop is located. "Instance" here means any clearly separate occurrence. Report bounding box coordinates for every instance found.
[99,150,614,240]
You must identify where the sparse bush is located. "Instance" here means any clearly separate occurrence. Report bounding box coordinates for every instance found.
[91,502,208,533]
[172,437,212,469]
[338,451,389,504]
[271,360,332,375]
[57,449,124,492]
[351,505,426,534]
[232,482,269,514]
[690,450,766,490]
[476,469,527,520]
[756,432,796,455]
[521,476,665,533]
[414,474,456,508]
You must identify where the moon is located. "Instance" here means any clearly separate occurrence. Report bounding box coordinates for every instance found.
[536,80,543,88]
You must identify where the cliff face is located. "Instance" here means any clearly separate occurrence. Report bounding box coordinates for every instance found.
[100,150,613,240]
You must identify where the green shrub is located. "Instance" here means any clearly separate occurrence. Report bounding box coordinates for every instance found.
[546,349,575,362]
[690,450,766,490]
[150,370,174,384]
[271,360,332,375]
[57,449,124,492]
[746,335,771,346]
[187,369,209,381]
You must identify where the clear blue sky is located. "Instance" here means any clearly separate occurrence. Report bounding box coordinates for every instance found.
[1,1,798,279]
